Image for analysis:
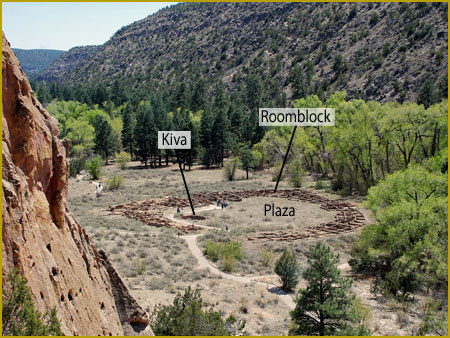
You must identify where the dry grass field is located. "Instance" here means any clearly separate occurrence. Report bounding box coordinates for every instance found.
[68,160,423,336]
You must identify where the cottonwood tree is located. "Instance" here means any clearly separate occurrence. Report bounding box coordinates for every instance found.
[351,166,448,299]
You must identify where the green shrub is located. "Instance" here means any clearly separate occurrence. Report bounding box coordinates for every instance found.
[85,156,102,180]
[223,157,240,181]
[259,247,276,267]
[221,254,236,272]
[204,240,221,262]
[135,259,145,275]
[150,287,245,336]
[2,269,62,336]
[369,12,379,25]
[288,159,303,188]
[416,298,448,336]
[221,241,243,260]
[116,151,131,169]
[274,248,300,291]
[69,156,86,178]
[252,149,264,170]
[106,175,123,190]
[315,178,324,189]
[272,162,285,182]
[204,240,243,270]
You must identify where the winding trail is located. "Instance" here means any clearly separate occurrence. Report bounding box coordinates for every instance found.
[167,204,296,309]
[182,233,296,309]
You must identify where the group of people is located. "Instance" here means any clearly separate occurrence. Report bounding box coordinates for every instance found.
[216,199,229,209]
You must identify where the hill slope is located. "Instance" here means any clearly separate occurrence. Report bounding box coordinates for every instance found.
[37,45,99,82]
[37,2,447,103]
[12,48,64,76]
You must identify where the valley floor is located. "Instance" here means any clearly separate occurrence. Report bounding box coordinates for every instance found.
[69,161,425,336]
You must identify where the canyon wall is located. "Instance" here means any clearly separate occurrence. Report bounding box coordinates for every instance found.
[2,32,151,336]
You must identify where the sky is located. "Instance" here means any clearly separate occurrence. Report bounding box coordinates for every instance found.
[2,2,176,50]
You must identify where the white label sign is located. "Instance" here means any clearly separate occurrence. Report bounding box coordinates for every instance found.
[258,108,335,126]
[158,131,191,149]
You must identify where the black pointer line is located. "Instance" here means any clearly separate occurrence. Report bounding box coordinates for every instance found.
[176,150,196,215]
[273,125,297,193]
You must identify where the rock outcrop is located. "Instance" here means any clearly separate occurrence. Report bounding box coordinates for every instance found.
[2,32,151,336]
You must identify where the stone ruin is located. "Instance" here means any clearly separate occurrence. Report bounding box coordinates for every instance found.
[108,189,366,242]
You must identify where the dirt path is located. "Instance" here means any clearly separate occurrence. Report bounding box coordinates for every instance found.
[176,211,297,310]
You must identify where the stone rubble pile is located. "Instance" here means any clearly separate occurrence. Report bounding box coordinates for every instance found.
[108,189,366,240]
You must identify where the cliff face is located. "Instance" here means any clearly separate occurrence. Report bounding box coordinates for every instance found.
[2,32,151,336]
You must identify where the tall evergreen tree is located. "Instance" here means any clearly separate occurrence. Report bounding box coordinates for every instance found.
[134,103,157,167]
[290,65,308,99]
[212,83,230,166]
[418,78,437,108]
[93,115,118,165]
[151,92,169,166]
[246,74,262,110]
[121,103,136,158]
[290,242,370,336]
[191,79,207,112]
[200,104,215,167]
[239,144,256,179]
[229,93,246,142]
[111,79,127,106]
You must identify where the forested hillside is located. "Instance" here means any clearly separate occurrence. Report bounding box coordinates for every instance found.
[12,48,64,76]
[36,45,99,82]
[35,2,447,105]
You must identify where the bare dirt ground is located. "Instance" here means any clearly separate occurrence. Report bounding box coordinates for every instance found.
[68,161,423,335]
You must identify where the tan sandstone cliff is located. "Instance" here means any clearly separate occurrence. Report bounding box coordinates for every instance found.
[2,32,151,336]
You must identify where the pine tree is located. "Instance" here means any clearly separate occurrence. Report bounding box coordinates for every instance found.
[151,92,169,166]
[150,287,245,336]
[289,242,370,336]
[246,74,262,110]
[200,104,215,167]
[2,269,62,336]
[93,115,118,165]
[239,144,256,179]
[229,93,246,142]
[290,66,308,99]
[134,103,157,167]
[36,82,51,105]
[212,83,230,166]
[122,103,136,158]
[274,248,301,292]
[111,79,126,106]
[191,79,207,112]
[418,78,437,108]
